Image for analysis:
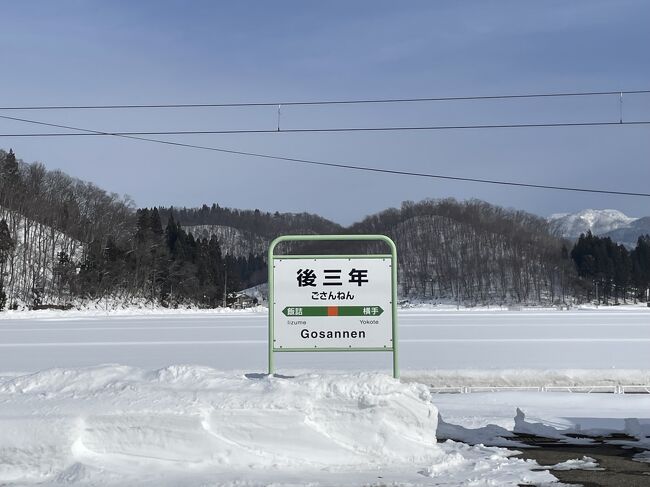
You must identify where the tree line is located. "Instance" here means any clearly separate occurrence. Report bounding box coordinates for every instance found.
[2,148,649,309]
[158,204,342,238]
[571,231,650,304]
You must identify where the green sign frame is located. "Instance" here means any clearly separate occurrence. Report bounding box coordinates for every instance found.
[268,234,399,378]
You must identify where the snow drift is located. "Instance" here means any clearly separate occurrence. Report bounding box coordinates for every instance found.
[0,366,555,486]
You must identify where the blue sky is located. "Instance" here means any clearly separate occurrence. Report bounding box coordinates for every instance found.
[1,1,649,224]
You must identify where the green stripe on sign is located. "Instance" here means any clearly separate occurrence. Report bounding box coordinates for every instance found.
[282,306,384,317]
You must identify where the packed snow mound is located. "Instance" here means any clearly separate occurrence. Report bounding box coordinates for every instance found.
[0,367,438,468]
[418,441,550,483]
[0,366,557,486]
[549,456,602,471]
[548,209,637,238]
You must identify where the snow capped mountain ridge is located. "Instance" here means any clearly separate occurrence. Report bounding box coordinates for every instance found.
[548,209,638,239]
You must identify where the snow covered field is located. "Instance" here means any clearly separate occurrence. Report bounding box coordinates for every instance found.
[1,307,649,374]
[1,307,650,485]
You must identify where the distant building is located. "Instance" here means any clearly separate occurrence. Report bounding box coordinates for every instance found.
[228,291,257,309]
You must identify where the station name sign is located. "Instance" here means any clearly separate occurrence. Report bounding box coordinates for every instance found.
[273,257,393,349]
[267,234,399,378]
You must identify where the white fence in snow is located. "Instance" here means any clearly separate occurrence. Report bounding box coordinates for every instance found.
[430,385,650,394]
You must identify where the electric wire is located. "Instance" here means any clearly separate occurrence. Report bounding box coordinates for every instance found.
[0,120,649,137]
[0,89,649,110]
[0,113,649,198]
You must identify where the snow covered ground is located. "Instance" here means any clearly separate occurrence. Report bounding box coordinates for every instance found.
[0,368,556,486]
[1,307,650,485]
[435,391,650,440]
[1,307,649,374]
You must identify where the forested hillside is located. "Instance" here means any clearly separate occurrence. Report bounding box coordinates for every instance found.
[159,205,342,238]
[347,200,575,304]
[182,225,267,258]
[0,149,331,309]
[2,148,649,309]
[0,149,134,309]
[159,205,344,259]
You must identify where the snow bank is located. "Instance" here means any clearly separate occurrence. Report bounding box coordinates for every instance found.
[435,391,650,457]
[512,409,650,449]
[418,441,552,485]
[0,366,556,486]
[549,456,602,471]
[0,368,438,475]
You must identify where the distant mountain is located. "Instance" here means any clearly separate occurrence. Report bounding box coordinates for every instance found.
[549,209,637,239]
[548,209,650,247]
[602,216,650,248]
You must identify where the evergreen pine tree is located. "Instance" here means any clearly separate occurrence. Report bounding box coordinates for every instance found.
[0,149,21,208]
[632,235,650,300]
[0,219,14,266]
[0,281,6,311]
[150,208,164,236]
[0,218,14,310]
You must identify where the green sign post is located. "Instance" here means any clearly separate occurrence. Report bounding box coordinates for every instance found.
[268,234,399,378]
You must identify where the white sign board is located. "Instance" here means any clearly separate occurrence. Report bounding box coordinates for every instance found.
[272,257,393,350]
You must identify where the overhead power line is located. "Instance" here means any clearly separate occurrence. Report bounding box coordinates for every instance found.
[0,89,649,110]
[0,120,649,137]
[1,113,649,198]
